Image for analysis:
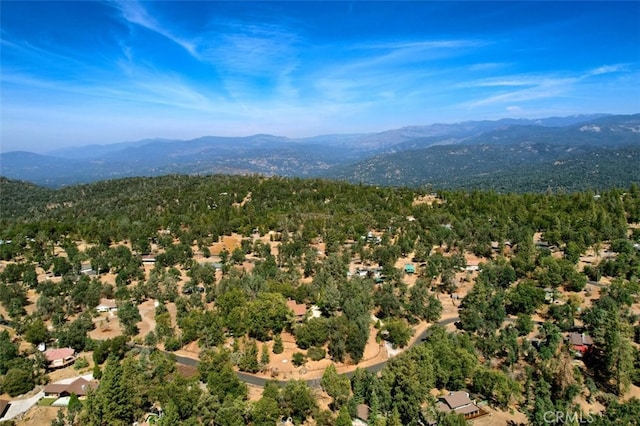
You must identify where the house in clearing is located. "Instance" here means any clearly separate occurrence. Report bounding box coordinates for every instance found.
[80,262,96,276]
[404,263,416,274]
[95,298,118,313]
[465,263,480,272]
[568,332,594,355]
[286,300,307,322]
[353,403,370,425]
[437,391,485,420]
[44,348,76,369]
[198,261,223,270]
[44,377,97,398]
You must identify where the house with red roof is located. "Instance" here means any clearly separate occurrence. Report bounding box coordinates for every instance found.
[44,348,76,369]
[286,300,307,322]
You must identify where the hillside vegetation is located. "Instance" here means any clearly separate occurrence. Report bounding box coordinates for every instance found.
[0,175,639,425]
[1,114,638,191]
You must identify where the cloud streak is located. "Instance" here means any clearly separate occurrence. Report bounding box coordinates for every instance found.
[113,0,198,57]
[461,64,632,109]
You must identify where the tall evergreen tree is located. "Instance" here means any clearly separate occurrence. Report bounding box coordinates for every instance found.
[84,356,135,426]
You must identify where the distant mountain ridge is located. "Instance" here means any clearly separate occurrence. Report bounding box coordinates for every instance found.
[1,113,638,191]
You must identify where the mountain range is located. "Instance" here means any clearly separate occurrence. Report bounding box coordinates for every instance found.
[1,113,638,192]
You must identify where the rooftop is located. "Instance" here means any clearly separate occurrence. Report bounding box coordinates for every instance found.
[44,348,75,362]
[441,391,474,410]
[97,299,117,309]
[286,300,307,317]
[569,332,594,346]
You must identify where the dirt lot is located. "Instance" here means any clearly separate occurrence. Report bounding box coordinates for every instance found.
[14,405,59,426]
[472,405,529,426]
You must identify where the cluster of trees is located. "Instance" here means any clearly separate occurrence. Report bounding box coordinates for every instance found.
[77,349,323,426]
[0,175,638,424]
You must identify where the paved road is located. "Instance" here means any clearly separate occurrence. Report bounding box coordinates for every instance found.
[162,316,462,388]
[0,391,44,421]
[160,281,606,389]
[588,280,607,288]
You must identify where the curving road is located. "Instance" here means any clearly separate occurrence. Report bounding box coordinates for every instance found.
[163,316,460,388]
[162,280,610,388]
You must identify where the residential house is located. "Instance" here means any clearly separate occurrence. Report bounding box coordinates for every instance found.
[141,255,156,265]
[44,348,76,369]
[352,404,370,425]
[286,300,307,322]
[568,332,594,355]
[198,261,223,270]
[465,263,480,272]
[44,377,97,398]
[437,391,485,420]
[404,263,416,274]
[80,262,96,276]
[95,299,118,313]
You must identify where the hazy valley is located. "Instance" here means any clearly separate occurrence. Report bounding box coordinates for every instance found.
[2,113,638,192]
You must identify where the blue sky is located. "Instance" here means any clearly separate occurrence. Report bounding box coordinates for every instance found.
[1,1,639,153]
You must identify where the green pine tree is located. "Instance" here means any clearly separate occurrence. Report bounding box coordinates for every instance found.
[336,405,352,426]
[273,334,284,354]
[85,356,135,426]
[260,342,270,366]
[159,400,181,426]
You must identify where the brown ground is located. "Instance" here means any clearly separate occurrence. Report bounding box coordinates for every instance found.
[89,313,123,341]
[472,405,529,426]
[14,405,60,426]
[135,299,158,339]
[412,194,440,206]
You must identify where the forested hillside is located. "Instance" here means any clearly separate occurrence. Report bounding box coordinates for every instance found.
[1,114,638,191]
[0,175,639,425]
[329,143,640,192]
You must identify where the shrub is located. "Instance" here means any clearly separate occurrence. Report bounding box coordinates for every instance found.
[2,368,34,397]
[292,352,306,367]
[164,336,182,352]
[307,346,326,361]
[93,364,102,380]
[74,357,89,370]
[273,334,284,354]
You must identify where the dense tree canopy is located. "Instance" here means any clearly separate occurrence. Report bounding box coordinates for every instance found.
[0,175,638,425]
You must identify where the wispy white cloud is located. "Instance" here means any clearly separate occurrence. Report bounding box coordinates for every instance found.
[2,66,216,113]
[468,62,508,71]
[110,3,304,103]
[342,38,486,71]
[461,64,633,109]
[112,0,198,57]
[198,21,301,73]
[458,77,540,88]
[306,37,484,106]
[359,39,485,51]
[463,77,577,107]
[1,36,92,72]
[585,63,627,76]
